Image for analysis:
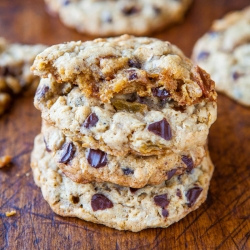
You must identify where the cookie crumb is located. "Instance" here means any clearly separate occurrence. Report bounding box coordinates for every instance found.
[0,155,12,168]
[5,210,16,217]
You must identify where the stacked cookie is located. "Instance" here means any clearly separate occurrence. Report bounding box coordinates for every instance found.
[30,35,217,232]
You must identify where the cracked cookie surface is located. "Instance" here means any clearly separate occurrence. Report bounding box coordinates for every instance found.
[0,37,46,115]
[32,35,217,156]
[42,121,206,188]
[192,6,250,106]
[44,0,192,36]
[31,133,214,232]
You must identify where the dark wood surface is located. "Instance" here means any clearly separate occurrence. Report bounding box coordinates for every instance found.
[0,0,250,249]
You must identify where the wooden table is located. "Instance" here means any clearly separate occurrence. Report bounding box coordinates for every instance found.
[0,0,250,249]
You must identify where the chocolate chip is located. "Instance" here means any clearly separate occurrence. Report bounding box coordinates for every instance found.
[130,188,139,193]
[186,186,203,207]
[128,70,138,80]
[71,196,79,204]
[232,72,244,80]
[91,194,113,211]
[86,149,108,168]
[197,51,210,61]
[122,168,134,175]
[167,169,177,180]
[181,155,194,172]
[0,66,22,77]
[152,87,170,100]
[148,118,172,141]
[128,59,141,69]
[63,0,70,5]
[126,93,137,102]
[173,106,186,112]
[162,208,169,217]
[58,142,75,164]
[176,189,182,198]
[122,6,139,16]
[43,138,51,152]
[35,85,49,99]
[83,113,99,129]
[153,6,161,15]
[154,194,169,208]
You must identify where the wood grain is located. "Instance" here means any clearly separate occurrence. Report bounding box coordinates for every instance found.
[0,0,250,249]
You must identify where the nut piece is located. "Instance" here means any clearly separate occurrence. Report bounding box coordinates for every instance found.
[5,210,16,217]
[0,155,12,168]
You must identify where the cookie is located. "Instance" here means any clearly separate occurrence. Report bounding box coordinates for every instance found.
[32,35,217,156]
[44,0,193,36]
[192,6,250,106]
[0,37,46,115]
[31,133,214,232]
[42,121,206,188]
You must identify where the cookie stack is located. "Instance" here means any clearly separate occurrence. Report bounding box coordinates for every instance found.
[30,35,217,232]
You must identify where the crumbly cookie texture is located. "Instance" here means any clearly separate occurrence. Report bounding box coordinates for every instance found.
[192,6,250,106]
[31,133,214,232]
[44,0,192,36]
[33,36,217,157]
[42,121,206,188]
[0,37,46,115]
[34,77,216,156]
[32,35,217,105]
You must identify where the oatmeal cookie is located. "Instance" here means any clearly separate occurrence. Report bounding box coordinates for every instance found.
[0,38,46,115]
[44,0,192,36]
[31,133,214,232]
[42,121,206,188]
[192,6,250,106]
[32,36,217,156]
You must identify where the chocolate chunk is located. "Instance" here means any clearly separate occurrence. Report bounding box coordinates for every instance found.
[148,118,172,141]
[130,188,139,193]
[197,51,210,61]
[0,66,22,77]
[58,142,75,164]
[35,85,49,99]
[128,59,141,69]
[153,6,161,15]
[186,186,203,207]
[154,194,169,208]
[152,87,170,100]
[173,106,186,112]
[181,155,194,172]
[126,93,137,102]
[43,138,51,152]
[122,168,134,175]
[86,149,108,168]
[122,6,140,16]
[63,0,70,5]
[176,189,182,198]
[71,196,79,204]
[232,72,244,80]
[91,194,113,211]
[167,169,177,180]
[128,70,138,80]
[83,113,99,129]
[162,208,169,217]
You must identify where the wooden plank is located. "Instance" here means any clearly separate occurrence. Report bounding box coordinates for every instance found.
[0,0,250,249]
